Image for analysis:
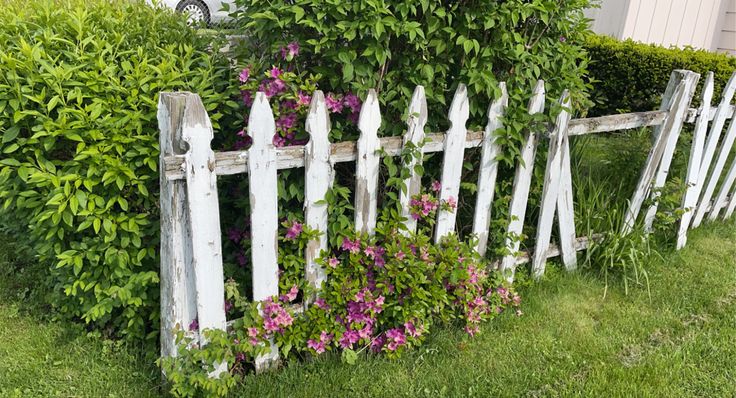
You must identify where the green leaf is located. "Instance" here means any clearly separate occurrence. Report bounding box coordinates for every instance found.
[2,126,20,144]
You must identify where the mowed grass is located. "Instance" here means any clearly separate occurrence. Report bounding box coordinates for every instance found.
[1,222,735,397]
[234,222,736,398]
[0,240,161,398]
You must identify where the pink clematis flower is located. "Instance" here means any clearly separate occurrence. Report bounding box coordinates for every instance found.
[239,67,250,83]
[285,221,303,239]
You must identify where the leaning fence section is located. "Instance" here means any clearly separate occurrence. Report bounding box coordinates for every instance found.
[158,69,736,375]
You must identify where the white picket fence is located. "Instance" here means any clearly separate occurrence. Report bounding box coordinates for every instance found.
[157,69,736,374]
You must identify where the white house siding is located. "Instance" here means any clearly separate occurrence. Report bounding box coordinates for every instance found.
[716,0,736,55]
[587,0,734,55]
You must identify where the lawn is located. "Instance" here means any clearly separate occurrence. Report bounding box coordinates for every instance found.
[1,222,735,397]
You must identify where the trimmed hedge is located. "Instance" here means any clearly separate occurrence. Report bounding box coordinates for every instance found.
[0,0,238,340]
[586,35,736,116]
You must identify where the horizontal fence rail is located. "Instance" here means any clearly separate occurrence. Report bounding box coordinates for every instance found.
[158,69,736,375]
[163,106,735,181]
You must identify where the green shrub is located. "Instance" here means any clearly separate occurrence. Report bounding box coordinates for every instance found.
[585,35,736,116]
[232,0,594,156]
[0,0,239,339]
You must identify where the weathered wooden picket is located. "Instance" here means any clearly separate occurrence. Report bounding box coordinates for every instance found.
[158,69,736,375]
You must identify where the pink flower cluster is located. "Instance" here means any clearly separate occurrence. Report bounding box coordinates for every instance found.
[247,327,260,346]
[363,245,386,267]
[280,41,300,59]
[409,193,439,220]
[285,221,303,240]
[338,288,385,349]
[307,331,333,354]
[341,237,361,254]
[324,92,362,123]
[262,297,294,334]
[384,328,407,351]
[279,285,299,303]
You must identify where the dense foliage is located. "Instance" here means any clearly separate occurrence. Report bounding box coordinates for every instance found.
[161,186,520,397]
[0,0,239,339]
[586,35,736,115]
[232,0,594,153]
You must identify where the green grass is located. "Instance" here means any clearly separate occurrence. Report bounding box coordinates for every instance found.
[232,222,736,397]
[2,223,735,397]
[0,240,161,398]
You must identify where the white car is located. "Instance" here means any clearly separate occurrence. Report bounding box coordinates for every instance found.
[154,0,236,24]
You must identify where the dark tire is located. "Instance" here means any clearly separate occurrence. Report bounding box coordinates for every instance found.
[176,0,210,25]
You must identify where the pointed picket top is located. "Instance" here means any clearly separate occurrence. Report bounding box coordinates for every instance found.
[448,83,471,128]
[689,71,736,228]
[358,89,382,135]
[306,90,332,141]
[249,92,277,153]
[355,89,382,235]
[304,91,333,293]
[501,80,546,279]
[528,80,546,114]
[473,82,508,255]
[434,84,470,242]
[399,86,428,235]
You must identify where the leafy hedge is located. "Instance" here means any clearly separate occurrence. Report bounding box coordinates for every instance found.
[0,0,238,339]
[586,35,736,116]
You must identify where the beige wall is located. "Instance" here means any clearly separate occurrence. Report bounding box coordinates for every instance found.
[587,0,734,55]
[715,0,735,55]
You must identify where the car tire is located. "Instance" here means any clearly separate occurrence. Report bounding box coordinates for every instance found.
[176,0,210,25]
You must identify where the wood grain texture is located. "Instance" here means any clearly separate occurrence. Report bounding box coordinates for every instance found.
[642,70,700,232]
[355,90,382,235]
[501,80,546,280]
[677,73,714,249]
[435,84,470,243]
[163,107,736,181]
[247,93,280,370]
[181,93,227,377]
[692,106,736,227]
[689,71,736,228]
[623,70,691,233]
[399,86,428,236]
[304,91,333,295]
[472,83,508,256]
[158,93,197,361]
[532,92,571,278]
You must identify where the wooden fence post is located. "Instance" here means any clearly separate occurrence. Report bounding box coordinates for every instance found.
[399,86,428,236]
[181,93,228,377]
[531,91,571,278]
[677,72,714,249]
[693,105,736,225]
[248,93,280,370]
[435,84,470,243]
[472,83,508,256]
[158,93,197,360]
[304,91,333,297]
[642,70,699,232]
[624,70,698,234]
[355,90,382,235]
[688,71,736,228]
[556,114,577,271]
[501,80,546,279]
